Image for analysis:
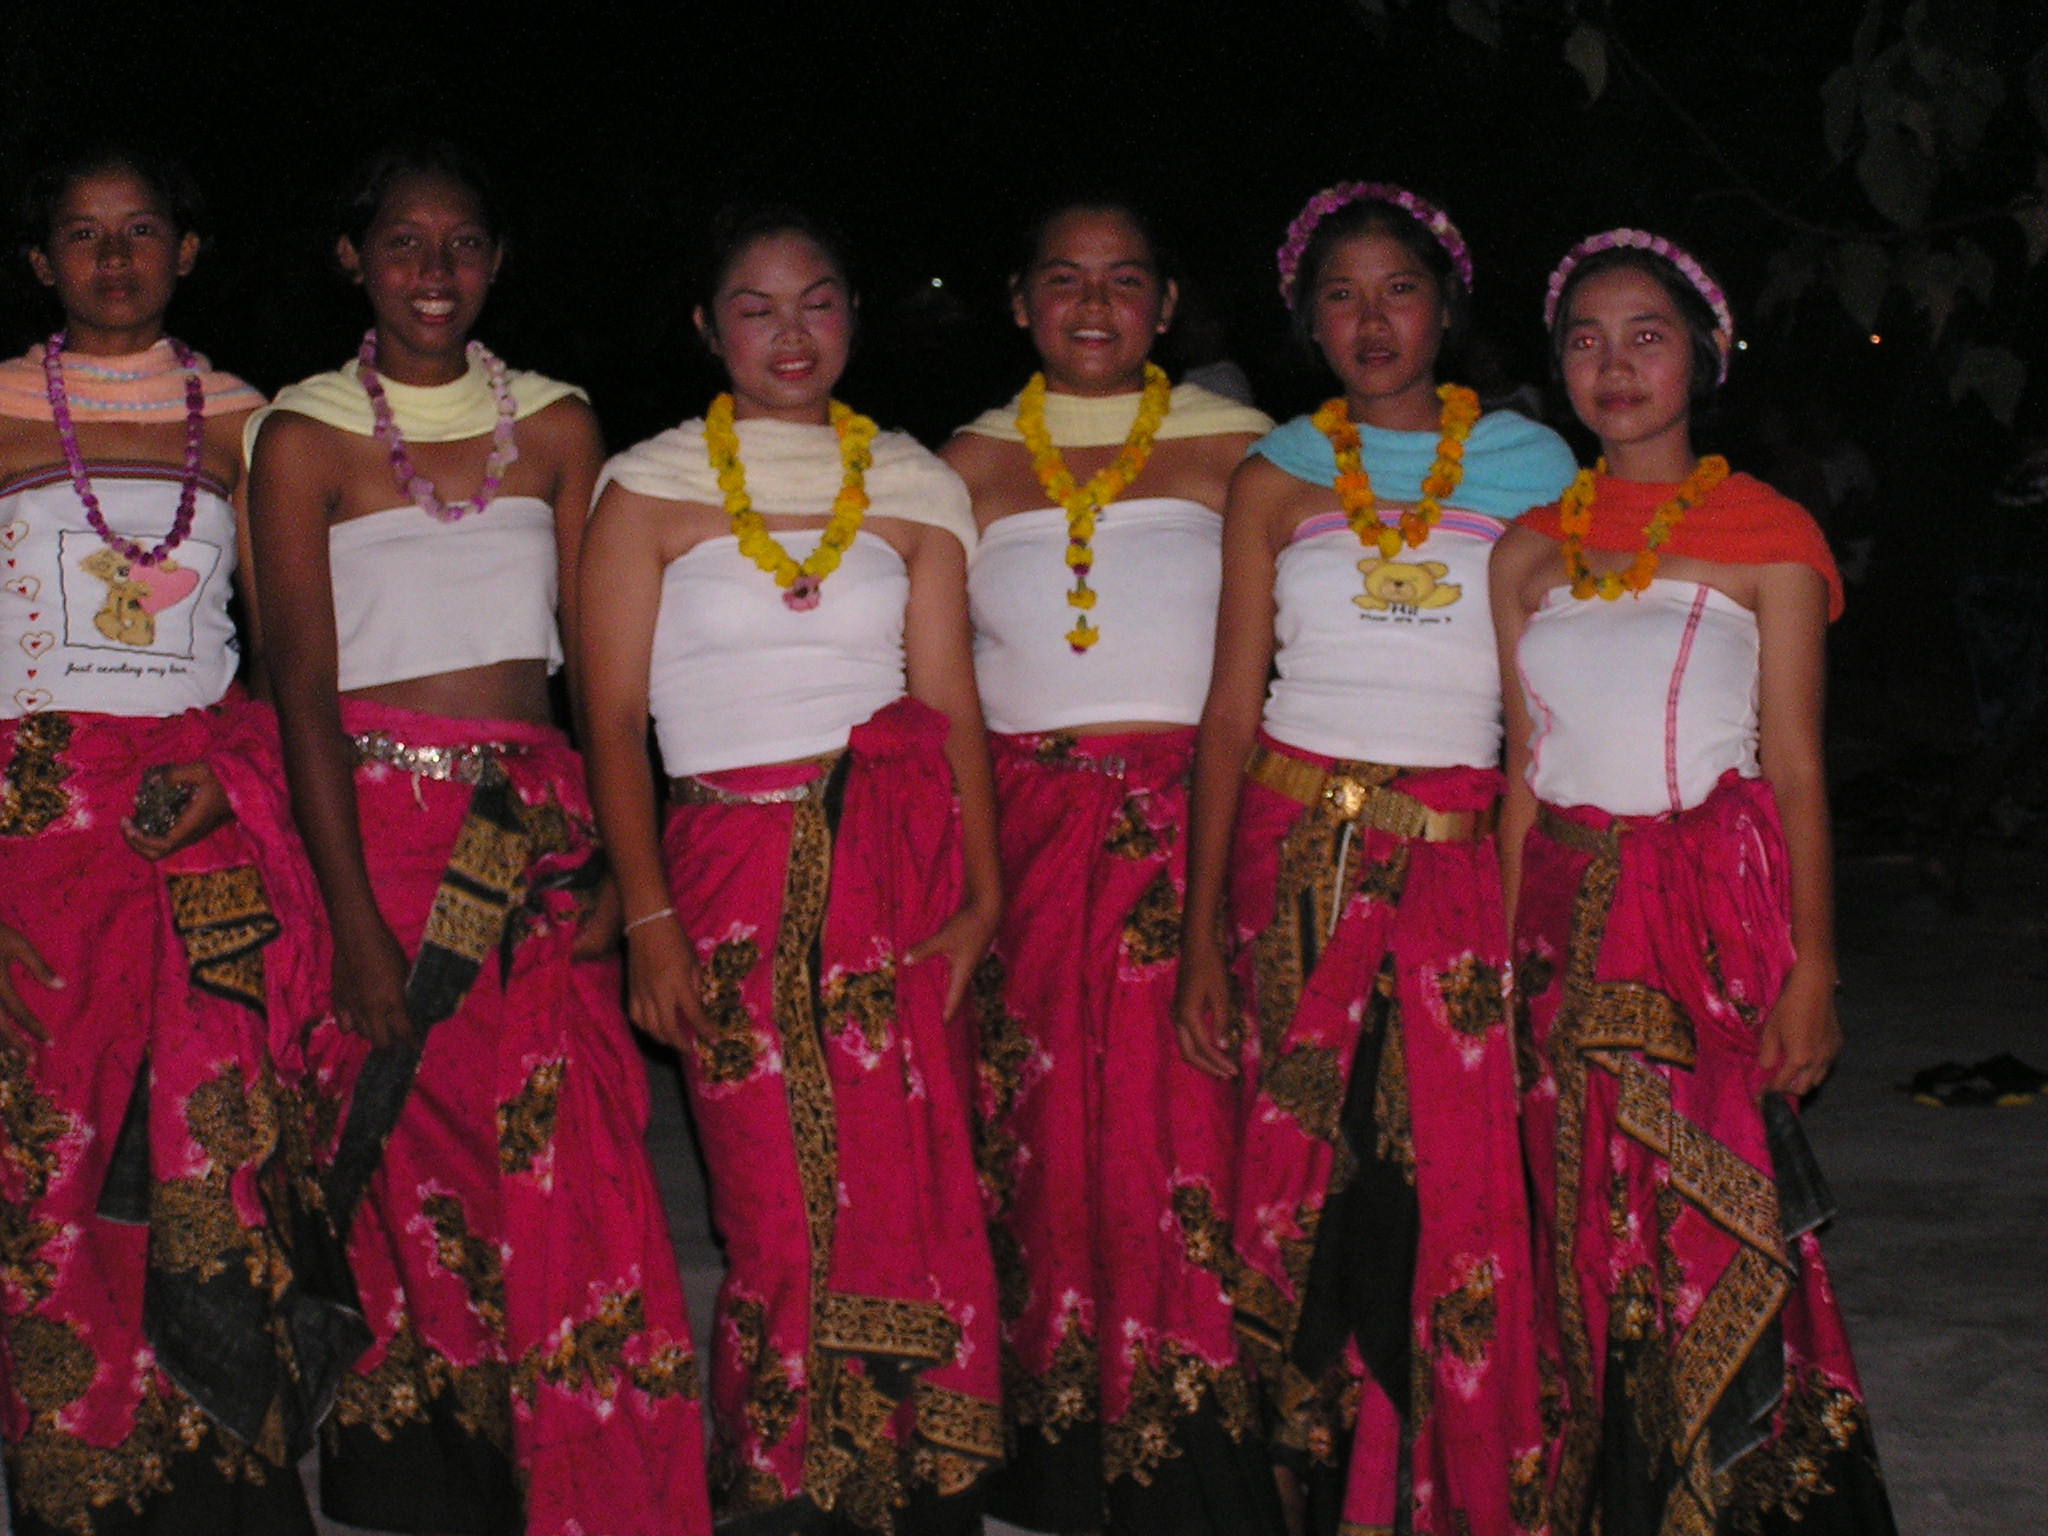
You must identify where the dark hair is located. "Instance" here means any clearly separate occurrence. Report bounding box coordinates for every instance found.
[1547,246,1725,412]
[695,202,857,339]
[1011,195,1179,289]
[16,140,208,257]
[339,138,503,250]
[1289,196,1468,352]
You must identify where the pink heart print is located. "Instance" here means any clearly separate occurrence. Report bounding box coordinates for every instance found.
[0,521,25,550]
[12,688,52,713]
[20,632,53,659]
[133,562,200,615]
[3,576,37,601]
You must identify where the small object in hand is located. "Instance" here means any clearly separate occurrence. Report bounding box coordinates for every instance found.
[132,766,194,838]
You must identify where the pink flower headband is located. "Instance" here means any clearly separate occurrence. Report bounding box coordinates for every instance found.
[1544,228,1734,382]
[1276,181,1475,308]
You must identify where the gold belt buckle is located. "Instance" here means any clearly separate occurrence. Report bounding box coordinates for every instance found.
[1325,776,1369,820]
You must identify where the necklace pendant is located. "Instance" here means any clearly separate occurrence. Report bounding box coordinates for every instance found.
[783,574,823,611]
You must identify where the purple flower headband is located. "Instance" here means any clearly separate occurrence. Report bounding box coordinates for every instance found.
[1544,228,1734,382]
[1276,181,1475,309]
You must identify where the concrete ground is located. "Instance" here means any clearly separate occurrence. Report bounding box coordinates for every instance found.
[296,838,2045,1536]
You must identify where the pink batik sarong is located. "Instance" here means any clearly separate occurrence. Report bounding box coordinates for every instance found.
[661,697,1001,1535]
[0,697,324,1536]
[1517,772,1897,1536]
[1219,736,1549,1536]
[307,700,710,1536]
[973,729,1274,1535]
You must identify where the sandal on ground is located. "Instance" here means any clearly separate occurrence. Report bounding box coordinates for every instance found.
[1972,1053,2047,1104]
[1895,1061,2003,1107]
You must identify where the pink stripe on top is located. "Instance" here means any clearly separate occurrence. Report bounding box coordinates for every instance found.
[1291,507,1507,545]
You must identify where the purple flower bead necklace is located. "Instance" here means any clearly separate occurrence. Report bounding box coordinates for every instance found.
[44,331,205,567]
[357,328,518,521]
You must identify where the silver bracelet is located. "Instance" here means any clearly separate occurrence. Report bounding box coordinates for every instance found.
[622,906,676,937]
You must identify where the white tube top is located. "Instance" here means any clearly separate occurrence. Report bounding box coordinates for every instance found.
[970,497,1219,733]
[1518,580,1760,816]
[328,497,562,691]
[650,529,908,775]
[1261,508,1505,768]
[2,465,238,718]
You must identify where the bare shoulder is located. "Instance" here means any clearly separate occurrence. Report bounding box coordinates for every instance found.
[205,407,260,490]
[1489,523,1561,613]
[937,431,1014,491]
[522,394,603,452]
[251,409,351,481]
[1191,431,1262,474]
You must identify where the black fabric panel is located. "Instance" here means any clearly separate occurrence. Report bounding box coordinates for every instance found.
[318,1410,520,1536]
[985,1418,1103,1533]
[1288,964,1419,1418]
[7,1433,316,1536]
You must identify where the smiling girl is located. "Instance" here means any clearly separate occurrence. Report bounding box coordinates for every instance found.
[940,199,1278,1536]
[248,140,709,1536]
[580,205,1002,1535]
[0,141,336,1536]
[1175,184,1575,1536]
[1491,231,1897,1535]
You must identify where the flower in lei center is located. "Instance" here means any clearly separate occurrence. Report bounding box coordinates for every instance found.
[705,391,877,612]
[1559,454,1731,600]
[1016,361,1173,652]
[1315,383,1480,597]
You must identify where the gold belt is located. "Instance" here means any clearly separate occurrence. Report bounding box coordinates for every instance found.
[671,754,840,807]
[1245,745,1497,842]
[349,731,525,786]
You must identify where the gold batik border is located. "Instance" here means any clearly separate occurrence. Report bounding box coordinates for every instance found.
[1543,834,1798,1531]
[0,713,74,839]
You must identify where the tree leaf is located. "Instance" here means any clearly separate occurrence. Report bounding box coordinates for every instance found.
[2015,202,2048,267]
[1563,25,1607,103]
[1833,242,1892,331]
[1948,345,2027,425]
[1759,248,1818,317]
[1856,123,1937,227]
[1953,238,1996,304]
[1852,0,1885,70]
[2026,43,2048,141]
[1446,0,1502,49]
[1823,66,1861,161]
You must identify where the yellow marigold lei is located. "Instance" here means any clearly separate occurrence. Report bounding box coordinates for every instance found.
[1016,362,1174,653]
[1558,454,1731,600]
[1314,383,1481,568]
[705,391,878,611]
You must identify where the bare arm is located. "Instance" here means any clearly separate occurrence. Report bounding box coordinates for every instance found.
[577,484,707,1049]
[536,398,605,729]
[900,523,1002,1020]
[1174,455,1287,1078]
[1489,526,1554,935]
[1753,562,1839,1096]
[248,411,412,1048]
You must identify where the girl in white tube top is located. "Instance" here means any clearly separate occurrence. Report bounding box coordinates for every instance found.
[247,139,710,1536]
[1491,231,1894,1536]
[1175,183,1574,1536]
[579,205,1003,1532]
[939,199,1275,1536]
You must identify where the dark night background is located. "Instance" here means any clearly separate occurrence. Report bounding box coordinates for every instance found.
[4,0,2045,787]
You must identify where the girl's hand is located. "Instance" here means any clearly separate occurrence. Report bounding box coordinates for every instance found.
[1173,933,1240,1079]
[626,916,709,1049]
[332,910,414,1049]
[906,899,1000,1021]
[571,874,623,961]
[0,923,59,1055]
[122,762,232,861]
[1756,958,1841,1098]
